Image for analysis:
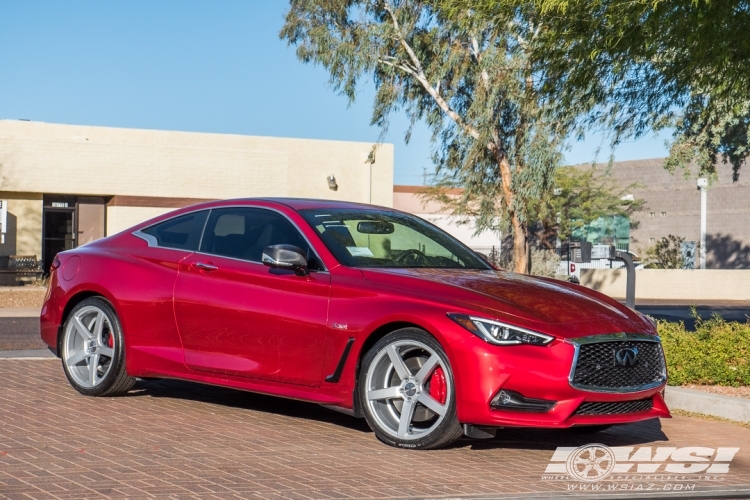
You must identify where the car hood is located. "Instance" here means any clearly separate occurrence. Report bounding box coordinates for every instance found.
[361,268,653,338]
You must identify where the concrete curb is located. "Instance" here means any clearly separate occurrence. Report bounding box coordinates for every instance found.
[417,488,750,499]
[0,349,56,359]
[0,307,41,318]
[666,386,750,423]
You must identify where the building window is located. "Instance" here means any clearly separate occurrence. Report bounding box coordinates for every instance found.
[649,238,655,243]
[570,215,631,251]
[649,212,655,218]
[661,212,667,217]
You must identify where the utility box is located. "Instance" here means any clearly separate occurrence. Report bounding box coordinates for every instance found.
[569,241,592,264]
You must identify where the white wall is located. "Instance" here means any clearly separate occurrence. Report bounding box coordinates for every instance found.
[581,268,750,301]
[418,214,502,248]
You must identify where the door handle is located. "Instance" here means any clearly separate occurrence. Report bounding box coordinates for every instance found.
[192,262,218,271]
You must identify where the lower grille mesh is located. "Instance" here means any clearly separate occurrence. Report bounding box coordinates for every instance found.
[574,398,653,415]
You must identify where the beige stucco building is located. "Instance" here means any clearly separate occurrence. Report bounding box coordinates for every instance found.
[0,120,393,272]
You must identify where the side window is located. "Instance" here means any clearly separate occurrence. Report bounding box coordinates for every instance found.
[200,207,312,263]
[141,211,208,251]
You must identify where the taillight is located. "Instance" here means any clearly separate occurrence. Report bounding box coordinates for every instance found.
[51,256,61,271]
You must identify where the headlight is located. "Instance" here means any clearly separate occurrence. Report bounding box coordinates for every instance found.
[447,314,554,346]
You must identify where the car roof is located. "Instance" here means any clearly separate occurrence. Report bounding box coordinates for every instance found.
[125,198,405,234]
[231,198,395,212]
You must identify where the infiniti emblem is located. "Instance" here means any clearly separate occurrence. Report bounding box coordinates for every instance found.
[615,347,639,367]
[404,382,417,397]
[86,340,98,354]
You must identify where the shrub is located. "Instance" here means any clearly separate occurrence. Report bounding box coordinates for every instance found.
[659,315,750,386]
[644,234,687,269]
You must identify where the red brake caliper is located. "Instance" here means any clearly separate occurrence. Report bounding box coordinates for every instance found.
[428,366,447,404]
[107,333,114,348]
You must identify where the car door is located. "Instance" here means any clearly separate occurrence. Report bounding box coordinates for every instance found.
[173,206,331,387]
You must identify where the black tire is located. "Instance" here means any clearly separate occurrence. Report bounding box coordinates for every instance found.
[358,328,463,450]
[60,297,135,397]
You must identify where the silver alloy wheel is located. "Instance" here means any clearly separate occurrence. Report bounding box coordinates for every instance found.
[62,305,116,388]
[365,339,451,441]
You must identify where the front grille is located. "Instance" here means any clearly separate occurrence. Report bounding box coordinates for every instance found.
[574,398,653,415]
[571,340,666,391]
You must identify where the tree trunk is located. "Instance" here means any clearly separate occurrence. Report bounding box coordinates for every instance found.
[511,212,529,274]
[495,153,530,274]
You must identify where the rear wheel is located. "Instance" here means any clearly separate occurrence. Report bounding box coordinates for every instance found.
[359,328,463,450]
[61,297,135,396]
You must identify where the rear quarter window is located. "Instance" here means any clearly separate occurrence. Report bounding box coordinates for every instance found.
[140,211,208,251]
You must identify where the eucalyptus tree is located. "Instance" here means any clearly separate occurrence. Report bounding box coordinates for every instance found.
[443,0,750,181]
[281,0,570,273]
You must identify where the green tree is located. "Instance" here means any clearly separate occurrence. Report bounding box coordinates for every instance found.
[645,235,687,269]
[281,0,572,273]
[531,166,644,249]
[440,0,750,181]
[425,165,643,255]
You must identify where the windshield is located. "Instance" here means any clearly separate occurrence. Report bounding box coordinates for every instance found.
[300,208,491,269]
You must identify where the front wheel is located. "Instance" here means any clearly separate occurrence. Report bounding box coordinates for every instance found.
[61,297,135,397]
[359,328,463,449]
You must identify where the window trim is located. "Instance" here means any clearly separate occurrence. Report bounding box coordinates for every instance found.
[132,205,328,272]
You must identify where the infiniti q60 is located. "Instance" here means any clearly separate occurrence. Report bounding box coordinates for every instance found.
[41,199,669,449]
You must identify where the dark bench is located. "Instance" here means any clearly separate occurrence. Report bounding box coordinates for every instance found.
[0,255,44,282]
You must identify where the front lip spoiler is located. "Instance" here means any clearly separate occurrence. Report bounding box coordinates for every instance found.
[565,333,667,394]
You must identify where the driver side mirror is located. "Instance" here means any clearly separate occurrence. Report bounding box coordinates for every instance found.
[261,244,309,276]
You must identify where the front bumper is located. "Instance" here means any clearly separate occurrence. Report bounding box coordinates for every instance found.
[448,333,670,428]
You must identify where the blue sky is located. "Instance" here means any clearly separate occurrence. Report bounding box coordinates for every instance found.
[0,1,670,185]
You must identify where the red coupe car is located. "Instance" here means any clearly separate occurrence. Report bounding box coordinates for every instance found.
[41,198,669,449]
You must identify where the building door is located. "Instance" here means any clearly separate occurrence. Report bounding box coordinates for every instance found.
[43,210,75,271]
[42,196,77,272]
[77,197,106,246]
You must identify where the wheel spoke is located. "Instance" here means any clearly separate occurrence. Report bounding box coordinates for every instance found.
[417,392,447,416]
[73,317,94,340]
[93,311,105,343]
[385,345,410,381]
[414,354,439,383]
[66,350,88,366]
[99,345,114,358]
[367,386,401,401]
[397,399,416,438]
[89,353,100,386]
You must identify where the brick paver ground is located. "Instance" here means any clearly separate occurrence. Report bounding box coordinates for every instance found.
[2,359,750,500]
